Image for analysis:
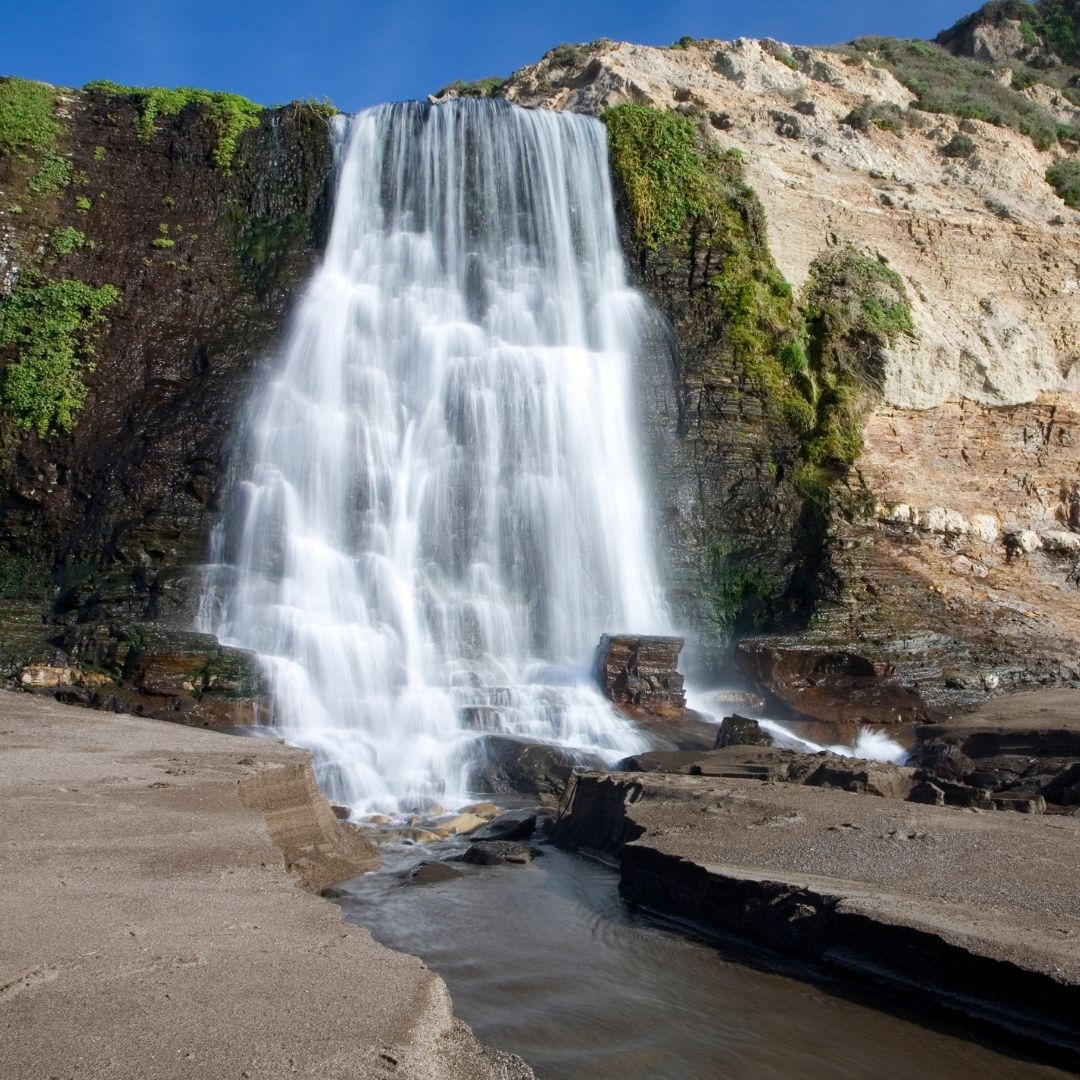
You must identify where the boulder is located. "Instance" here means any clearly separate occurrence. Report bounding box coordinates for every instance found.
[408,861,464,885]
[462,841,535,866]
[430,813,487,838]
[800,758,916,801]
[593,634,686,718]
[469,810,537,842]
[714,714,773,748]
[468,735,602,797]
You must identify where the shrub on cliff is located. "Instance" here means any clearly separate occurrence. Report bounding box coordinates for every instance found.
[0,275,120,436]
[846,36,1079,148]
[1046,158,1080,205]
[800,248,914,468]
[82,81,263,169]
[0,77,59,156]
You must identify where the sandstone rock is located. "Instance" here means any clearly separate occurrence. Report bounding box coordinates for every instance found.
[968,514,1000,545]
[330,803,351,820]
[908,780,946,806]
[801,759,916,801]
[469,810,538,842]
[404,827,442,843]
[714,714,774,748]
[462,841,535,866]
[698,689,767,714]
[922,507,969,536]
[1040,529,1080,553]
[460,802,500,818]
[593,634,686,718]
[431,813,487,838]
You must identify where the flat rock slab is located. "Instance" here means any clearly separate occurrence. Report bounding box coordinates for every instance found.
[555,769,1080,1059]
[0,691,531,1080]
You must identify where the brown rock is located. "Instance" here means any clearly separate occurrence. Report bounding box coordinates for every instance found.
[715,714,773,748]
[593,634,686,718]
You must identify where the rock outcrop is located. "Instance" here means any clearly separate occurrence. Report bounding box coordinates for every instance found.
[483,36,1080,701]
[0,82,335,717]
[594,633,687,717]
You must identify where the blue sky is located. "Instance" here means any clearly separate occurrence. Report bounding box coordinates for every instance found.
[5,1,978,113]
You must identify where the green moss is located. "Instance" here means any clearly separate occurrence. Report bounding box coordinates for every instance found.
[27,149,72,197]
[0,275,120,435]
[1047,159,1080,206]
[93,144,106,161]
[709,542,785,637]
[83,80,263,169]
[601,104,720,250]
[49,226,87,256]
[151,237,175,249]
[800,247,914,467]
[74,195,91,213]
[0,77,59,155]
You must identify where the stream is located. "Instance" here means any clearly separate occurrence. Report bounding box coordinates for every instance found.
[338,841,1072,1080]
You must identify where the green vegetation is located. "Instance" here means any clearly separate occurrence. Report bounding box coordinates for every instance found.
[0,77,59,155]
[1046,158,1080,205]
[151,237,175,249]
[83,80,263,169]
[26,149,72,196]
[845,35,1080,148]
[0,275,120,436]
[941,131,978,157]
[708,542,784,637]
[762,40,800,70]
[670,36,699,50]
[549,43,591,67]
[435,76,505,98]
[940,1,1078,64]
[75,195,91,213]
[93,144,106,161]
[841,99,907,133]
[49,226,86,256]
[601,104,724,250]
[800,247,913,467]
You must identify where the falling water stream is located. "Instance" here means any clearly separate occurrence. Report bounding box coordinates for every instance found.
[204,100,667,814]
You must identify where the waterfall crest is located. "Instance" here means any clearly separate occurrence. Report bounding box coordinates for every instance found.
[204,100,668,814]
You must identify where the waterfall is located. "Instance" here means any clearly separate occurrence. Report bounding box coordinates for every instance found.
[202,100,669,815]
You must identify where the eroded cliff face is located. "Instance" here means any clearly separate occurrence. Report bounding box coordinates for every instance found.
[487,37,1080,703]
[0,81,335,718]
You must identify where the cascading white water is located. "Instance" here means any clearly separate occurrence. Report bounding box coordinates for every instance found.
[202,100,669,815]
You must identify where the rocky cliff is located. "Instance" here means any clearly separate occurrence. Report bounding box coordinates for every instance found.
[455,30,1080,706]
[0,79,335,718]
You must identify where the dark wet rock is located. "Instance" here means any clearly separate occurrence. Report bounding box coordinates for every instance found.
[908,780,946,806]
[906,742,975,782]
[469,809,537,842]
[911,774,992,810]
[594,634,686,718]
[331,804,351,820]
[408,861,465,885]
[462,841,535,866]
[714,713,773,748]
[630,708,719,752]
[736,640,940,725]
[469,735,602,798]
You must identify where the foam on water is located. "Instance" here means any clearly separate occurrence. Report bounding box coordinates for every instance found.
[201,100,669,814]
